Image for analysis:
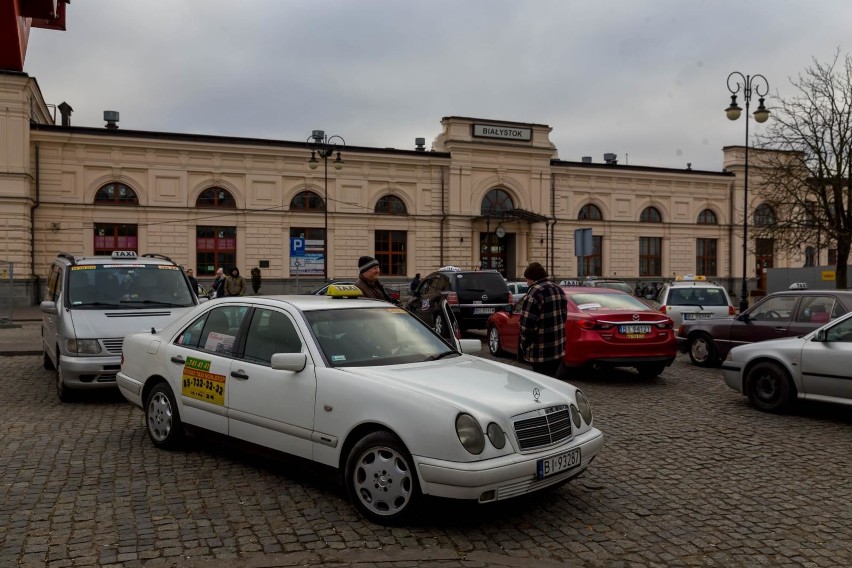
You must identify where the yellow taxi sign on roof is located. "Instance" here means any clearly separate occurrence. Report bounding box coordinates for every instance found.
[675,274,706,282]
[111,251,138,259]
[326,284,363,298]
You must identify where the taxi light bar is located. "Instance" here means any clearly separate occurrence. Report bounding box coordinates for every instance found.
[111,251,138,259]
[326,284,363,298]
[674,274,706,282]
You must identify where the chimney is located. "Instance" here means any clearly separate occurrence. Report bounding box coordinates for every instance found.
[415,137,426,151]
[581,156,592,163]
[104,110,119,129]
[58,102,73,126]
[603,153,618,165]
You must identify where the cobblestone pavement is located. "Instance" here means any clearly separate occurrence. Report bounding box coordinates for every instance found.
[2,331,852,567]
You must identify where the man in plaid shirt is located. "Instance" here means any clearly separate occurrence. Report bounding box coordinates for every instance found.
[518,262,567,377]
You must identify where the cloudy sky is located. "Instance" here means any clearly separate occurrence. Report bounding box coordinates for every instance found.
[23,0,852,171]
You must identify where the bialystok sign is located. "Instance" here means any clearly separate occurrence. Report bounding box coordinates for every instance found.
[472,124,532,142]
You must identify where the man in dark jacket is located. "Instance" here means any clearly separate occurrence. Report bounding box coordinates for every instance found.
[518,262,567,377]
[354,256,396,303]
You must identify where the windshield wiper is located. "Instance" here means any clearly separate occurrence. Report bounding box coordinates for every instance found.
[424,350,457,362]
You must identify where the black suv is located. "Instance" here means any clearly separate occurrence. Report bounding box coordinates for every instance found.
[406,268,512,334]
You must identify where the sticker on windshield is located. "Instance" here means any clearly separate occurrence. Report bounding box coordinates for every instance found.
[331,354,347,362]
[577,303,602,310]
[386,308,406,313]
[181,356,225,406]
[70,265,96,271]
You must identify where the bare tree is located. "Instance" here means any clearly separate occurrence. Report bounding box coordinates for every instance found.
[754,49,852,288]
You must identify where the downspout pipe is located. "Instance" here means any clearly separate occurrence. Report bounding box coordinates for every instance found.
[440,165,446,266]
[30,142,41,303]
[550,174,557,276]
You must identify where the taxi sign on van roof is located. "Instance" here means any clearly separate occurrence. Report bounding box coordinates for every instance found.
[111,251,138,259]
[788,282,809,290]
[326,284,363,298]
[675,274,706,282]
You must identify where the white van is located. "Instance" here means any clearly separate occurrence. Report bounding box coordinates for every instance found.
[41,251,202,401]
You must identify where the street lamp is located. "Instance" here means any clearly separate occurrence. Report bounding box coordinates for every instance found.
[725,72,770,313]
[306,130,345,282]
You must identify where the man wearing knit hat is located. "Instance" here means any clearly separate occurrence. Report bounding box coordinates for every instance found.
[355,255,396,303]
[518,261,567,377]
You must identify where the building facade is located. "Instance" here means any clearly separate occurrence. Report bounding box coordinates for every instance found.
[1,71,811,306]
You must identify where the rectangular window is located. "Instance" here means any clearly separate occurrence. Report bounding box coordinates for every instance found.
[578,236,602,277]
[696,238,718,276]
[196,226,236,276]
[94,223,138,255]
[639,237,662,277]
[375,230,407,276]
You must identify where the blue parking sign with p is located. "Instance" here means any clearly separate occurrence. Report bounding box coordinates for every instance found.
[290,238,305,257]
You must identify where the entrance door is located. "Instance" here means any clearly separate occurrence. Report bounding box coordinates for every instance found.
[480,232,511,277]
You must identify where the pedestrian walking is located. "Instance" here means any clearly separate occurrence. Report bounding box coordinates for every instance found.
[410,273,421,293]
[518,261,568,377]
[225,267,246,297]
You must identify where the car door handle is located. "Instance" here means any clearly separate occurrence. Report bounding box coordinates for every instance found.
[231,369,249,380]
[170,355,185,365]
[774,327,787,331]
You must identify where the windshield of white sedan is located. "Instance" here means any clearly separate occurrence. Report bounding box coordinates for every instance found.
[67,264,194,308]
[305,307,457,367]
[568,292,651,311]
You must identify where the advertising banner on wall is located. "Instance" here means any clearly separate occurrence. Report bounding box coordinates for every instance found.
[289,238,324,276]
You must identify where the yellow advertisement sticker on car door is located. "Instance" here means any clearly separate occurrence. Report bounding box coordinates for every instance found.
[181,356,226,405]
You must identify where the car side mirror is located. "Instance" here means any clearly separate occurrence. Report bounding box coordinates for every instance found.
[271,353,307,372]
[40,300,58,315]
[738,312,750,322]
[813,329,827,342]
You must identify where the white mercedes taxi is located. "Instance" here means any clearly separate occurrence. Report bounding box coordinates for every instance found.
[117,286,603,524]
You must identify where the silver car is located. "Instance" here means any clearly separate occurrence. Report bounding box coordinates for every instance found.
[656,279,735,327]
[721,311,852,413]
[506,281,529,303]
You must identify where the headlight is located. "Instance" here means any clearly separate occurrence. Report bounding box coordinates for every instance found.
[575,389,593,425]
[456,413,485,454]
[65,338,102,355]
[486,422,506,449]
[570,404,582,428]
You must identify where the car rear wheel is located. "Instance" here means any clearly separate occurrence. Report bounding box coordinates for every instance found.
[487,326,505,356]
[345,430,421,525]
[746,362,795,413]
[146,382,185,449]
[636,363,666,379]
[688,333,718,367]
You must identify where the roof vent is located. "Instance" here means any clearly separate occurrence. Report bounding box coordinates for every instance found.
[603,153,618,165]
[415,137,426,151]
[581,156,592,163]
[104,110,119,129]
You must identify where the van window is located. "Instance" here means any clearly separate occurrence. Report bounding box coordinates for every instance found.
[67,264,193,308]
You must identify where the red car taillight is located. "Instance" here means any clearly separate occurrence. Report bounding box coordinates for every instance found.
[728,305,736,316]
[447,292,459,305]
[655,321,673,330]
[659,305,667,314]
[577,319,613,331]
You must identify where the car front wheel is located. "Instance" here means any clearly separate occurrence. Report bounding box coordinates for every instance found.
[745,362,795,413]
[487,326,505,356]
[146,382,184,449]
[345,431,421,525]
[688,333,718,367]
[55,355,73,402]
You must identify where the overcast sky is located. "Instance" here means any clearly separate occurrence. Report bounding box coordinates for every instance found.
[22,0,852,172]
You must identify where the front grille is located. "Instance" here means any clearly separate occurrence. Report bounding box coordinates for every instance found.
[512,405,572,451]
[102,338,124,354]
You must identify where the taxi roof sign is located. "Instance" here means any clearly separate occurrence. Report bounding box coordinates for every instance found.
[111,251,138,259]
[326,284,363,298]
[675,274,706,282]
[788,282,809,290]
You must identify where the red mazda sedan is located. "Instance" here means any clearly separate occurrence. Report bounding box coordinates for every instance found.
[486,287,676,379]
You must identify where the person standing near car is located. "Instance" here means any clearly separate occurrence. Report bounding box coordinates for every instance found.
[225,266,246,297]
[185,268,199,297]
[410,273,421,293]
[518,262,567,377]
[355,256,396,303]
[210,267,226,298]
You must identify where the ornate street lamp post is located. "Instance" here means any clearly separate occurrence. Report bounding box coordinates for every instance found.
[307,130,345,282]
[725,72,770,313]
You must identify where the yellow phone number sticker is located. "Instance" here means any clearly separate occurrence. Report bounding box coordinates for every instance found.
[181,356,226,405]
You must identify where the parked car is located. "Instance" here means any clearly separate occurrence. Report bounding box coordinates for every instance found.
[117,287,603,524]
[406,267,512,333]
[486,287,676,379]
[41,250,202,402]
[506,281,529,303]
[721,310,852,413]
[655,275,735,328]
[306,279,400,302]
[582,278,634,296]
[678,289,852,367]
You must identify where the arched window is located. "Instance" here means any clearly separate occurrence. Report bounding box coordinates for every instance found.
[640,206,663,223]
[481,188,514,216]
[754,203,776,226]
[196,187,236,208]
[94,182,138,205]
[290,190,325,211]
[578,204,603,221]
[697,209,718,224]
[375,195,407,215]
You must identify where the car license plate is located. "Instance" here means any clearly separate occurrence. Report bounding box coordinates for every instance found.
[537,448,581,479]
[683,313,712,320]
[618,324,651,334]
[473,307,495,315]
